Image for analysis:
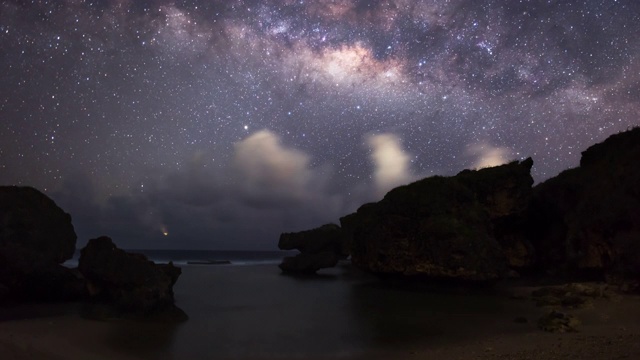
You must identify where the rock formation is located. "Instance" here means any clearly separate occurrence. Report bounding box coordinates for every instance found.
[341,158,534,281]
[278,223,346,274]
[0,186,83,301]
[0,186,185,315]
[277,128,640,287]
[526,127,640,286]
[78,236,181,313]
[538,310,580,333]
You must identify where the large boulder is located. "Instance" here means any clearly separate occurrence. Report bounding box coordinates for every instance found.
[78,236,181,313]
[0,186,82,301]
[278,223,346,274]
[527,127,640,284]
[342,159,534,282]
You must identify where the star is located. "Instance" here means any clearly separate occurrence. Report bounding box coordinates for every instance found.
[0,0,638,249]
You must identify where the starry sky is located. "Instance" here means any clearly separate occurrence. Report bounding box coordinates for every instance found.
[1,0,639,250]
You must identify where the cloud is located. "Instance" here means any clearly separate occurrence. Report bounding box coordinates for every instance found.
[233,130,313,202]
[49,129,351,250]
[367,133,413,196]
[51,130,436,250]
[467,142,512,169]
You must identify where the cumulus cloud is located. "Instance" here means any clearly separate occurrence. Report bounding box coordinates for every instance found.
[367,133,413,196]
[467,142,512,169]
[52,129,352,249]
[51,130,423,249]
[54,130,437,250]
[233,130,313,202]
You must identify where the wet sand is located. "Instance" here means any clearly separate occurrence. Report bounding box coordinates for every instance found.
[358,289,640,360]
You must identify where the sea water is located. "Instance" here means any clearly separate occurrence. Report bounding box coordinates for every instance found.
[60,251,533,359]
[63,249,293,267]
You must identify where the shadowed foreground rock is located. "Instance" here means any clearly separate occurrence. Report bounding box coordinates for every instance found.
[342,158,534,282]
[279,251,341,274]
[0,186,84,301]
[538,310,581,333]
[276,128,640,290]
[79,236,181,314]
[278,224,345,274]
[527,127,640,287]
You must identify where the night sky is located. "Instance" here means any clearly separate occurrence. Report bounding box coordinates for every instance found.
[1,0,639,250]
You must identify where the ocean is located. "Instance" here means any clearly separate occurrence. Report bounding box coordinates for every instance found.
[54,251,534,359]
[63,249,294,267]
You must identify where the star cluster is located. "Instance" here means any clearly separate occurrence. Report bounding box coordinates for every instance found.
[1,0,639,249]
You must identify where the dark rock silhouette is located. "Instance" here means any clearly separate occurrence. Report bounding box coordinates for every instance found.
[342,159,534,281]
[278,223,346,273]
[79,236,181,313]
[279,251,341,274]
[0,186,186,314]
[527,127,640,287]
[0,186,83,301]
[276,128,640,286]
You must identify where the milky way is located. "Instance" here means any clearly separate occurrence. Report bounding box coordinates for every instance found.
[1,0,639,249]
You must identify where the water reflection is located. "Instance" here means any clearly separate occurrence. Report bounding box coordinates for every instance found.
[105,317,183,359]
[347,278,532,353]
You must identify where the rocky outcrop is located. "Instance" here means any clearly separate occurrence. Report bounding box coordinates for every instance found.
[278,223,346,274]
[530,283,616,309]
[342,159,534,282]
[457,158,536,270]
[0,186,83,301]
[538,310,580,333]
[78,236,181,313]
[0,185,186,315]
[279,251,341,274]
[526,127,640,284]
[275,129,640,286]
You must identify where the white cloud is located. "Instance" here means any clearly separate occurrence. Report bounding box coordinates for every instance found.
[367,133,413,196]
[467,142,512,169]
[233,130,313,200]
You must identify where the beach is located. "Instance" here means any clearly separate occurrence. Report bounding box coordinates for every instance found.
[1,264,639,360]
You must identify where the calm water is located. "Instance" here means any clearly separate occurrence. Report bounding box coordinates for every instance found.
[54,252,535,359]
[63,249,294,267]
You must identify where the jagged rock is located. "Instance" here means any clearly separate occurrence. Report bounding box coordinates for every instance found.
[0,186,81,301]
[278,224,346,273]
[276,128,640,284]
[342,159,534,281]
[279,251,340,274]
[279,223,345,256]
[531,283,613,308]
[538,310,580,333]
[527,127,640,283]
[78,236,181,314]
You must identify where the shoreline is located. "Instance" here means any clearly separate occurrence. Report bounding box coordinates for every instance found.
[0,266,640,360]
[0,295,640,360]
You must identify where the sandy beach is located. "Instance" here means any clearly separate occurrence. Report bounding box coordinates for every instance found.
[1,281,639,360]
[352,287,640,360]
